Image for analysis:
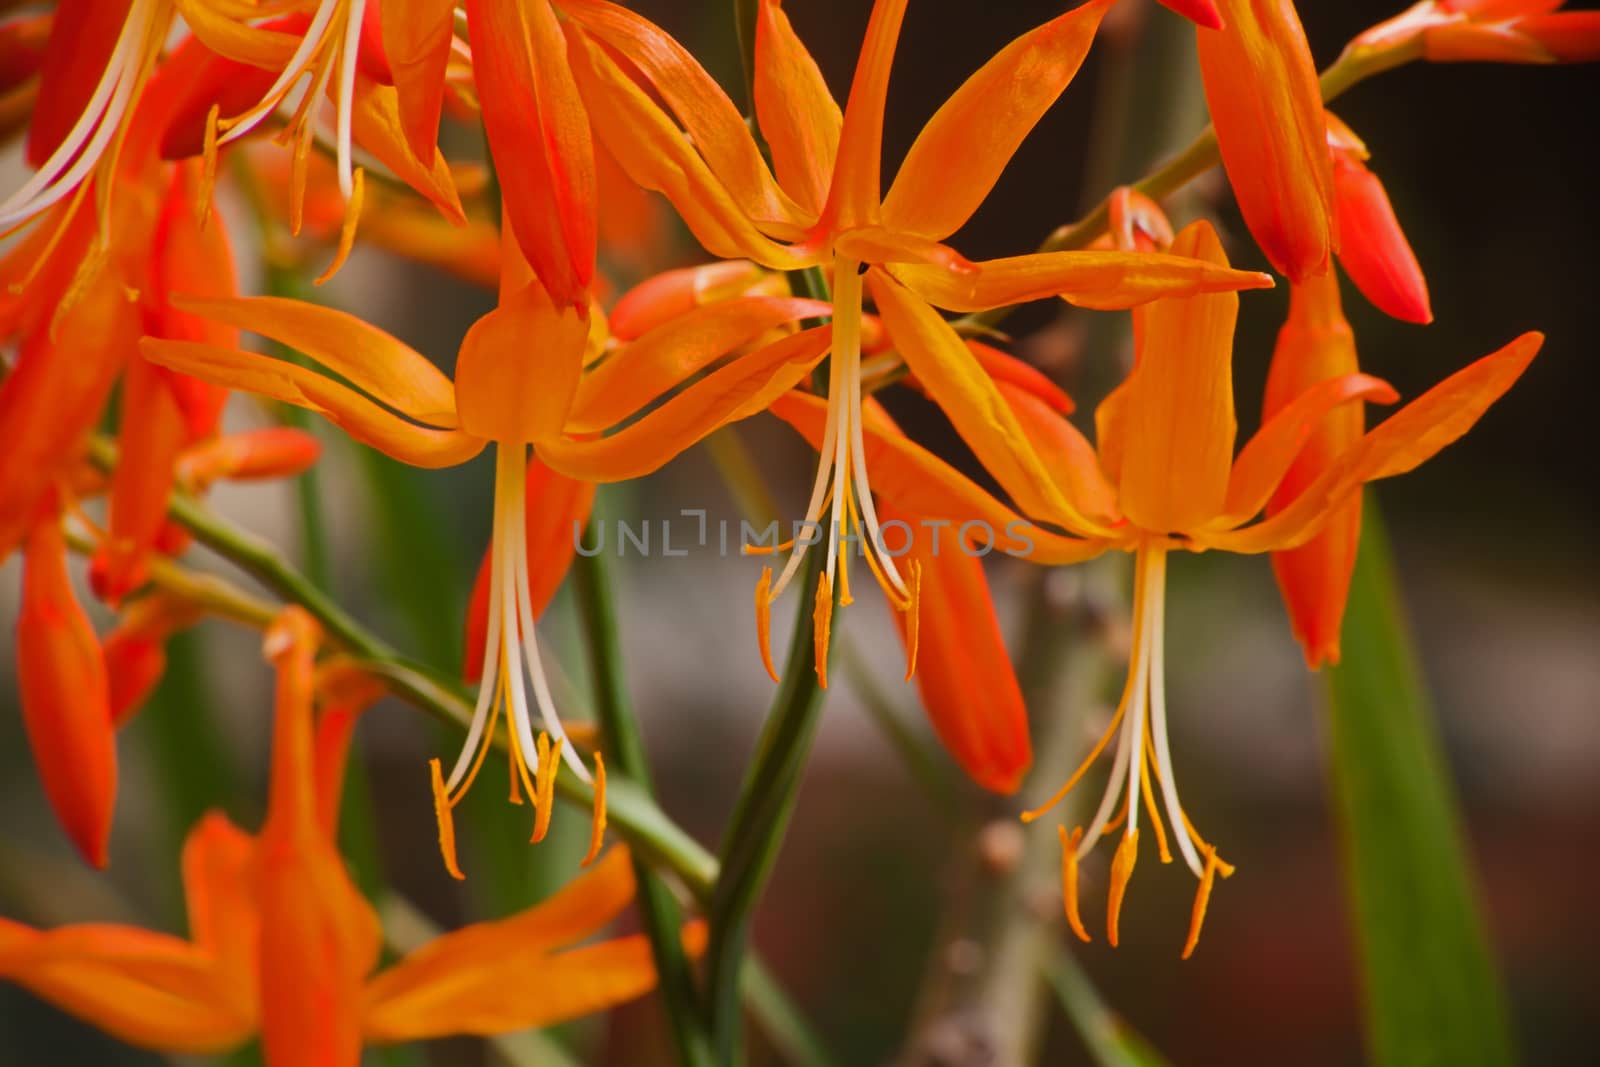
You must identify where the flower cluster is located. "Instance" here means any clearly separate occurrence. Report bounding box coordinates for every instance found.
[1,0,1593,1060]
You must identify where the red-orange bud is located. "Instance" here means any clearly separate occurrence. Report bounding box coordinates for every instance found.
[17,511,118,867]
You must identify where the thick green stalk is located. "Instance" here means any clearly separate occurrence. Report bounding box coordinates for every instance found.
[703,545,833,1064]
[573,507,716,1067]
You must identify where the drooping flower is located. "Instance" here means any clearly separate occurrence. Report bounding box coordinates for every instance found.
[564,0,1273,679]
[867,217,1539,953]
[140,241,836,876]
[0,607,703,1065]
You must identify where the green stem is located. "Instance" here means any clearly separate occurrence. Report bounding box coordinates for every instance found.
[703,546,834,1064]
[572,507,716,1067]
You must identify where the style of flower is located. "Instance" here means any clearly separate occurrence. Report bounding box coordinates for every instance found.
[0,607,702,1065]
[562,0,1272,678]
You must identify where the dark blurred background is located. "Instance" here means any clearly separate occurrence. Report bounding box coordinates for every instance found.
[2,1,1596,1064]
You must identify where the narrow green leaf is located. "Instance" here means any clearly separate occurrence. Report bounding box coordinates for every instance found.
[1043,946,1169,1067]
[1323,501,1516,1066]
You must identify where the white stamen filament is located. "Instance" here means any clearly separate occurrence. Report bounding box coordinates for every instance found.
[1076,546,1203,868]
[0,0,156,230]
[766,257,909,604]
[335,0,368,199]
[445,444,590,793]
[217,0,342,147]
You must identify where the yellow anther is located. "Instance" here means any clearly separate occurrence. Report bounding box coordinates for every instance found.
[1140,733,1172,864]
[1182,845,1224,960]
[812,573,834,688]
[314,166,364,285]
[1106,829,1140,948]
[429,758,465,881]
[198,104,221,229]
[1058,825,1091,943]
[581,753,608,867]
[902,560,923,681]
[530,733,562,844]
[755,567,780,683]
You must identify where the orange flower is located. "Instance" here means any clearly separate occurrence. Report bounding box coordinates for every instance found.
[0,607,703,1065]
[1197,0,1335,281]
[140,244,835,876]
[565,0,1272,679]
[870,218,1539,954]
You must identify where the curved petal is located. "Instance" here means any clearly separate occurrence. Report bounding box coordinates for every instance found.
[754,0,841,216]
[0,920,251,1053]
[565,24,813,268]
[1203,332,1543,554]
[866,268,1117,537]
[608,260,774,341]
[888,249,1272,313]
[1198,0,1334,281]
[466,0,594,306]
[819,0,908,231]
[883,0,1112,240]
[380,0,455,163]
[140,339,486,469]
[350,71,466,224]
[169,295,459,427]
[569,295,830,433]
[563,0,805,229]
[833,226,972,271]
[538,327,831,482]
[961,340,1073,415]
[877,497,1032,794]
[25,0,129,166]
[995,380,1121,528]
[179,813,260,1000]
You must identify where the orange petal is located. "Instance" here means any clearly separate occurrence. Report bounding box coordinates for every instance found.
[832,226,972,271]
[878,498,1031,794]
[18,510,117,868]
[169,294,459,426]
[995,380,1121,529]
[539,327,831,482]
[565,24,813,268]
[820,0,907,232]
[0,917,252,1052]
[140,339,486,468]
[569,295,830,433]
[1114,221,1238,534]
[380,0,455,163]
[1206,332,1544,554]
[456,279,590,443]
[92,355,186,605]
[563,0,804,229]
[463,457,596,681]
[1158,0,1225,29]
[258,611,380,1067]
[1331,153,1432,324]
[179,812,261,1001]
[1197,0,1334,281]
[361,847,642,1038]
[887,249,1272,313]
[1514,12,1600,63]
[867,268,1116,537]
[466,0,594,306]
[961,340,1073,415]
[177,428,322,489]
[350,71,466,224]
[754,0,841,216]
[882,0,1112,240]
[608,260,773,340]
